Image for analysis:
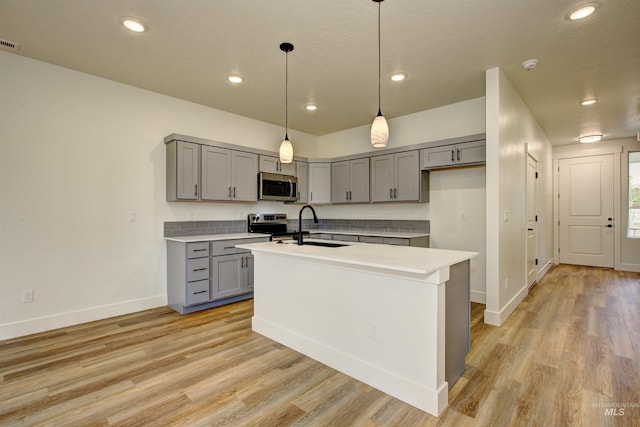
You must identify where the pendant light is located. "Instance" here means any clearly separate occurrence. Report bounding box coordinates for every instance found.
[279,42,294,163]
[371,0,389,148]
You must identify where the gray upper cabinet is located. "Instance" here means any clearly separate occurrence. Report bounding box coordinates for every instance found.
[259,155,295,175]
[166,140,200,201]
[371,151,424,202]
[201,146,257,202]
[296,161,309,203]
[422,140,485,169]
[308,162,331,204]
[331,158,369,203]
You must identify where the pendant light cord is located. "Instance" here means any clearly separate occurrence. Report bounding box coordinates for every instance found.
[377,0,381,115]
[285,50,289,139]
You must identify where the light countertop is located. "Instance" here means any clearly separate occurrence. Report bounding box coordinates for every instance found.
[309,229,429,239]
[165,233,270,243]
[237,240,476,276]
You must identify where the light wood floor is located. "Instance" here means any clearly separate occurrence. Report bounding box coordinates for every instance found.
[1,264,639,426]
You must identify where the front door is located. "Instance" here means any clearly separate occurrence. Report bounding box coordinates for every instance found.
[526,154,538,288]
[559,154,614,267]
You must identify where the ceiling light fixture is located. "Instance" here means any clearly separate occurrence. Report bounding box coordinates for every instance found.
[279,42,294,164]
[568,4,597,20]
[121,17,146,33]
[521,59,538,71]
[390,73,406,82]
[371,0,389,148]
[580,98,598,106]
[306,104,317,111]
[228,75,243,84]
[578,134,603,143]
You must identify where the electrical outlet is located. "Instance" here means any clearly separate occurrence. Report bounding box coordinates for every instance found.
[128,211,137,222]
[369,322,379,341]
[503,210,510,222]
[505,278,509,290]
[22,289,34,303]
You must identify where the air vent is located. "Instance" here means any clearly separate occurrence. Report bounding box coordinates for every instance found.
[0,39,20,51]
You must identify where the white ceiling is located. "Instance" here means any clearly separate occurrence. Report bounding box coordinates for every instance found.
[1,0,639,145]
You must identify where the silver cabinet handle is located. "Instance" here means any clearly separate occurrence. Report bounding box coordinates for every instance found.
[228,186,232,198]
[390,188,393,199]
[193,248,207,252]
[346,190,349,201]
[394,188,397,199]
[194,184,198,196]
[233,187,236,198]
[457,148,461,161]
[193,268,207,272]
[310,191,313,201]
[451,149,455,162]
[194,290,207,295]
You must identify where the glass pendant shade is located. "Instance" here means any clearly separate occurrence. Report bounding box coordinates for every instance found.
[371,112,389,148]
[279,136,294,163]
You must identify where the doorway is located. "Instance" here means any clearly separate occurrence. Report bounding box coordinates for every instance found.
[558,154,614,267]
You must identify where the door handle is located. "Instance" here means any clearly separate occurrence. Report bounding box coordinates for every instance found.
[608,218,613,221]
[604,224,613,228]
[528,228,534,231]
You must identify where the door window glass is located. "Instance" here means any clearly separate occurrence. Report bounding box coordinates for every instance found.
[629,151,640,238]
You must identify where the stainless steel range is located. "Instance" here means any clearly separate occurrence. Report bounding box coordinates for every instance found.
[247,213,308,241]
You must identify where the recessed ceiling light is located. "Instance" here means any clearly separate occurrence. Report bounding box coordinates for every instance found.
[390,73,406,82]
[568,4,597,21]
[121,17,146,33]
[581,98,598,106]
[305,104,318,111]
[227,75,243,84]
[521,59,539,71]
[578,134,603,143]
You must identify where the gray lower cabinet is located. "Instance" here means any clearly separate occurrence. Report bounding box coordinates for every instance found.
[167,236,268,314]
[317,233,429,247]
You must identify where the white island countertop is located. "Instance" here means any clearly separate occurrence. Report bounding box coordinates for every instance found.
[237,240,476,276]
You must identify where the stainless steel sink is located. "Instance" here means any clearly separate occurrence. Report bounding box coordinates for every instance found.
[302,241,348,248]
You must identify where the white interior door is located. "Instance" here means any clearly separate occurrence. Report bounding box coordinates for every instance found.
[526,154,538,288]
[559,154,614,267]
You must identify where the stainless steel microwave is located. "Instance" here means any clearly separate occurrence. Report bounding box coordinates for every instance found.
[258,172,298,202]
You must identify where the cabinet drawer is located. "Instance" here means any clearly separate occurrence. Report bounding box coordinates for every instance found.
[187,242,209,258]
[359,236,384,244]
[332,234,359,242]
[187,257,209,282]
[210,239,245,256]
[384,237,410,246]
[186,280,210,306]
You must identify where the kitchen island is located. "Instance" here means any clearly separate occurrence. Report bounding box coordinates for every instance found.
[236,240,477,416]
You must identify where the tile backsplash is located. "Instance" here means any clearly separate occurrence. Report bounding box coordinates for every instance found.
[164,218,429,237]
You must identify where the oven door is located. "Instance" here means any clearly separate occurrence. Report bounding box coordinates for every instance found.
[259,172,298,202]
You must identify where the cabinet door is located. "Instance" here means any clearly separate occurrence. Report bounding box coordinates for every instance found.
[244,254,254,291]
[259,155,295,174]
[296,161,309,203]
[395,151,420,201]
[201,146,232,200]
[309,163,331,204]
[370,154,394,202]
[259,155,279,173]
[231,151,258,201]
[349,158,370,203]
[422,145,455,169]
[456,140,486,165]
[211,254,244,300]
[331,161,350,203]
[176,141,200,200]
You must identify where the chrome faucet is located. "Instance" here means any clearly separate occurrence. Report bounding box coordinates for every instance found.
[298,205,318,245]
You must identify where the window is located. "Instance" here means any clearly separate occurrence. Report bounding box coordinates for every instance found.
[629,151,640,238]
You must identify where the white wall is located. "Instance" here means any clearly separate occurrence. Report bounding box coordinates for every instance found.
[317,97,486,157]
[484,68,554,326]
[0,51,487,339]
[0,52,319,339]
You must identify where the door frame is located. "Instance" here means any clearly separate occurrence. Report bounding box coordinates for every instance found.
[525,150,538,288]
[552,144,622,270]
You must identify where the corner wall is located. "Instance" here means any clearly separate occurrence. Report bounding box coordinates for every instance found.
[484,67,554,326]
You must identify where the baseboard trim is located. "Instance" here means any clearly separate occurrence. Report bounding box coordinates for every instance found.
[483,285,528,326]
[470,290,486,304]
[0,295,167,340]
[617,263,640,273]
